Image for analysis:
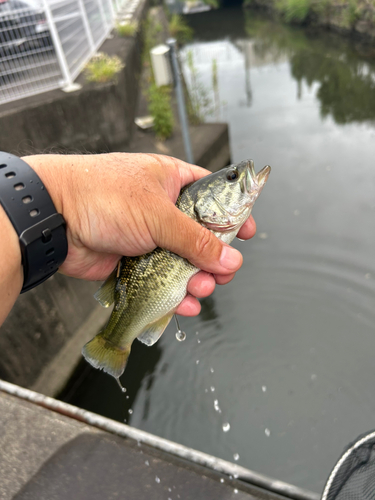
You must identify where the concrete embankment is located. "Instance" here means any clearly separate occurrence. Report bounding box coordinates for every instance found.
[0,4,231,396]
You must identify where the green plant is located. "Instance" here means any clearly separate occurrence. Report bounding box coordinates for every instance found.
[344,0,361,27]
[202,0,220,8]
[169,14,193,43]
[148,84,174,139]
[85,53,124,83]
[116,20,138,37]
[185,50,213,121]
[277,0,311,22]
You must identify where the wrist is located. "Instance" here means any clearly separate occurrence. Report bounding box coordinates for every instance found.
[0,204,23,323]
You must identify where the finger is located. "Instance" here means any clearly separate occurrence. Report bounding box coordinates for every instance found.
[145,154,211,187]
[176,294,201,316]
[214,272,236,285]
[153,203,243,275]
[187,271,215,298]
[237,215,256,241]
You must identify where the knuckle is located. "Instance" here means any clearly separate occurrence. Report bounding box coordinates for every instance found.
[195,226,214,259]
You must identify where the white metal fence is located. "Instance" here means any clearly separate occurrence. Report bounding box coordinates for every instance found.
[0,0,135,104]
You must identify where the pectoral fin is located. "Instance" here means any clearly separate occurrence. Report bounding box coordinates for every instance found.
[137,313,173,346]
[94,266,118,308]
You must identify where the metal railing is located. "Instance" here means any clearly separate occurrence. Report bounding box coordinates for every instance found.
[0,0,135,104]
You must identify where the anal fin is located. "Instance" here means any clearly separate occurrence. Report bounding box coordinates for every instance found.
[137,314,173,346]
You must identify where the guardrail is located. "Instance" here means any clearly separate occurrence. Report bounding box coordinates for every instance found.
[0,0,133,104]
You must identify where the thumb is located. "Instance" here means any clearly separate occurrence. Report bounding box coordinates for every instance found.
[153,203,243,275]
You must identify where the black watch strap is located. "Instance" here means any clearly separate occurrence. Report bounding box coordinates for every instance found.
[0,152,68,293]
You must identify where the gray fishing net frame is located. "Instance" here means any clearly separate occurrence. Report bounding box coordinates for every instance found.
[321,430,375,500]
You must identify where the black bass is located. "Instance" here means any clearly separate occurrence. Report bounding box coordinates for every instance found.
[82,160,270,388]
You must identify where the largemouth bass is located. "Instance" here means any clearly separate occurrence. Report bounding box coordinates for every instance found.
[82,160,270,388]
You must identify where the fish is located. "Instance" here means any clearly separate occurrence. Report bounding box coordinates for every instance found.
[82,159,271,389]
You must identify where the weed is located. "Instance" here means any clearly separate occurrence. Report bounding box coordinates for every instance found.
[85,53,124,83]
[116,20,138,37]
[169,14,193,43]
[148,84,174,139]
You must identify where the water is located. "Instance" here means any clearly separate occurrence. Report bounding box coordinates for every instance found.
[60,7,375,495]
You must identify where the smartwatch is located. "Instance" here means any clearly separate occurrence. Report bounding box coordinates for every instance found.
[0,152,68,293]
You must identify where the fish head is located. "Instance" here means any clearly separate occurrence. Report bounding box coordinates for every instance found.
[192,160,271,233]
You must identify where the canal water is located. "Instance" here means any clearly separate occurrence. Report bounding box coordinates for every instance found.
[60,6,375,494]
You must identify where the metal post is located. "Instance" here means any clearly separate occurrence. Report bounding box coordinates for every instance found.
[167,38,194,165]
[42,0,73,89]
[77,0,95,52]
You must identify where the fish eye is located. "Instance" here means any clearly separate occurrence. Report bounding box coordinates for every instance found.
[226,169,239,181]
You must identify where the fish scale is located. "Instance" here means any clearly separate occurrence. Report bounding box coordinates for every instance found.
[82,160,270,389]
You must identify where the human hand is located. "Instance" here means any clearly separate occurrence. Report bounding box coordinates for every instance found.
[24,153,256,316]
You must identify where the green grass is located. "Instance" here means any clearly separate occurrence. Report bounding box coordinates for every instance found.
[147,84,174,139]
[85,53,124,83]
[169,14,193,44]
[116,20,138,37]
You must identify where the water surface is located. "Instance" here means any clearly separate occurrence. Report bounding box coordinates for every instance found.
[61,7,375,494]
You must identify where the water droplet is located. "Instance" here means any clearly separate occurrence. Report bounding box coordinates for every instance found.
[128,408,133,414]
[220,478,225,483]
[126,395,129,399]
[294,209,300,216]
[168,488,172,492]
[233,453,240,461]
[262,385,267,392]
[196,360,200,365]
[145,460,149,466]
[210,367,214,373]
[365,273,371,279]
[196,331,199,335]
[155,476,161,483]
[265,428,271,437]
[259,232,268,239]
[234,473,239,479]
[311,374,317,381]
[210,386,215,392]
[229,475,233,480]
[222,422,230,432]
[234,489,239,494]
[137,440,141,446]
[175,330,186,341]
[214,400,221,413]
[205,388,208,393]
[197,339,201,344]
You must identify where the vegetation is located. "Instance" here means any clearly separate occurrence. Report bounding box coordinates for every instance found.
[85,53,124,83]
[148,84,174,139]
[169,14,193,43]
[142,11,174,139]
[116,20,138,37]
[185,49,214,121]
[244,0,375,30]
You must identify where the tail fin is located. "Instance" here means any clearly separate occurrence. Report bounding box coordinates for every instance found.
[82,333,131,381]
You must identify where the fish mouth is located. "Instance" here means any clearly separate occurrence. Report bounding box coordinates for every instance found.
[245,160,271,194]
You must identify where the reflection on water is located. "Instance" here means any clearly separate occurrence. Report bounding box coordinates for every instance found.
[62,6,375,495]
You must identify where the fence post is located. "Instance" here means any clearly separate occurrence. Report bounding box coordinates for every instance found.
[77,0,95,52]
[42,0,74,89]
[96,0,111,32]
[167,38,194,165]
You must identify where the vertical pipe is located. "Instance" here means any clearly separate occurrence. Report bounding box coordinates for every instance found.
[42,0,72,87]
[167,38,194,165]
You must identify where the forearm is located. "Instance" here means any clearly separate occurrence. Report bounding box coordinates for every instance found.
[0,205,23,325]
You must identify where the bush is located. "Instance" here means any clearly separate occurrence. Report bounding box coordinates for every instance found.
[169,14,193,44]
[148,84,174,139]
[277,0,311,23]
[85,53,124,83]
[116,21,138,37]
